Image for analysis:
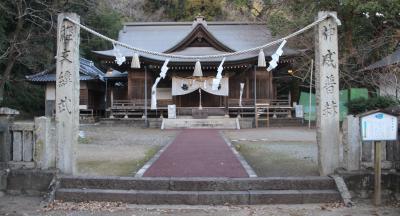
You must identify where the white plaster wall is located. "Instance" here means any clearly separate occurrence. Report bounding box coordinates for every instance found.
[45,83,56,100]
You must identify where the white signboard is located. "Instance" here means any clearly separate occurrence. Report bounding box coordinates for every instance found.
[361,112,398,141]
[168,104,176,119]
[295,105,303,118]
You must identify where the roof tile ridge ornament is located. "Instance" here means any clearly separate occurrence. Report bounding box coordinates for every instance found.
[192,14,207,28]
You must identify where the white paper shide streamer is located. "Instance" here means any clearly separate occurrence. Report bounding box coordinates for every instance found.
[159,59,170,79]
[212,57,226,91]
[112,43,126,66]
[151,77,161,110]
[239,83,245,107]
[151,59,170,110]
[267,40,287,72]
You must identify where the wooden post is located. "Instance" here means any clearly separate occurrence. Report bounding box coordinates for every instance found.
[374,141,382,206]
[315,11,340,175]
[254,66,258,128]
[308,59,314,129]
[55,13,80,174]
[144,66,148,125]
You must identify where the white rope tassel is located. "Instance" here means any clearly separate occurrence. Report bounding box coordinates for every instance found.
[130,53,140,68]
[193,60,203,77]
[258,49,266,67]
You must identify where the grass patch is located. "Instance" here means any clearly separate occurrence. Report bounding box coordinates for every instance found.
[78,136,92,144]
[77,145,162,176]
[235,143,318,177]
[130,145,162,175]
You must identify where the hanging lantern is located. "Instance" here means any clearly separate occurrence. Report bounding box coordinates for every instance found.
[258,49,266,67]
[130,53,140,69]
[193,60,203,77]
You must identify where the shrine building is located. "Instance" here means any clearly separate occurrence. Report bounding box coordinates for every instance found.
[95,16,299,118]
[27,16,301,120]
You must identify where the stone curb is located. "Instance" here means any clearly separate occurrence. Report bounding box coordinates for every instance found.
[219,131,257,178]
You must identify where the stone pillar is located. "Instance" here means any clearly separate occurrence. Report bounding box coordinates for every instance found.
[34,117,56,169]
[0,108,19,162]
[315,11,340,175]
[55,13,80,174]
[342,115,361,171]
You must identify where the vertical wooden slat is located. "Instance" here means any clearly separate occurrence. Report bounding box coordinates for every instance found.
[362,141,372,162]
[394,140,400,161]
[386,141,394,161]
[12,131,23,161]
[23,131,33,162]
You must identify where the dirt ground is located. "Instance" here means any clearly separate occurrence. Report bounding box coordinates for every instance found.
[76,126,178,176]
[0,195,399,216]
[223,127,318,176]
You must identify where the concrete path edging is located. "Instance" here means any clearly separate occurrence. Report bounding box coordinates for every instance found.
[134,131,181,177]
[219,131,257,178]
[330,174,353,207]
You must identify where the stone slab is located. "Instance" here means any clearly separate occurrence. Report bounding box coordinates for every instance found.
[60,176,170,190]
[197,191,249,205]
[6,169,55,194]
[249,190,303,204]
[12,131,22,161]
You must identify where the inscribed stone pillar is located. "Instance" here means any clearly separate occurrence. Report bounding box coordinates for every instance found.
[55,13,80,174]
[315,11,340,175]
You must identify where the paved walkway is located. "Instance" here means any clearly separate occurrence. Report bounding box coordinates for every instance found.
[143,129,249,178]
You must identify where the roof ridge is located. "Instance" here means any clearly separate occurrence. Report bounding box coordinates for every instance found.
[123,21,266,26]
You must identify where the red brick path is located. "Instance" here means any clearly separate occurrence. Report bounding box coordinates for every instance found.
[143,129,249,178]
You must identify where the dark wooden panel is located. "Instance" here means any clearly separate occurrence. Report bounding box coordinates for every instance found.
[228,69,274,101]
[79,89,88,105]
[128,70,152,100]
[178,90,222,107]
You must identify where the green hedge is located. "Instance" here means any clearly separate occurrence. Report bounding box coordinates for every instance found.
[346,96,399,115]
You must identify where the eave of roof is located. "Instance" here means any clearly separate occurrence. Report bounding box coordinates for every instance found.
[26,58,105,83]
[359,47,400,72]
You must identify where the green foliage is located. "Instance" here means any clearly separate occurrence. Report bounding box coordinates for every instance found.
[144,0,225,21]
[0,82,45,118]
[0,0,123,118]
[346,96,399,115]
[80,6,123,59]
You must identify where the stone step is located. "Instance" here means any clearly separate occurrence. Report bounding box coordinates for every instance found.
[55,188,341,205]
[162,118,238,129]
[59,176,337,191]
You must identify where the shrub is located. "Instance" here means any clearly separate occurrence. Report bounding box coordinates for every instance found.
[346,96,399,115]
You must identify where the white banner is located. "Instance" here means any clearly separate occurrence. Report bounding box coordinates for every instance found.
[172,77,229,96]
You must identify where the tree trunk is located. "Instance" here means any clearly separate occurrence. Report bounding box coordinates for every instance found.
[0,1,24,103]
[0,51,18,102]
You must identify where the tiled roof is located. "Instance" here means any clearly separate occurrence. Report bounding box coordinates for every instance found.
[26,58,105,83]
[360,47,400,71]
[93,21,299,63]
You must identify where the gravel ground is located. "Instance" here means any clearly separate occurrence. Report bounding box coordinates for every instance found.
[76,126,179,176]
[1,195,399,216]
[223,127,318,177]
